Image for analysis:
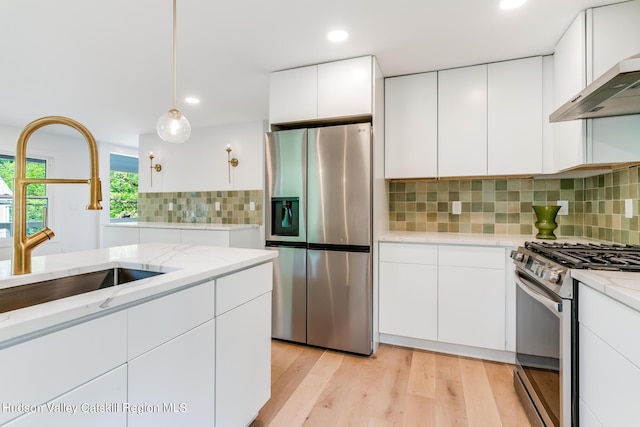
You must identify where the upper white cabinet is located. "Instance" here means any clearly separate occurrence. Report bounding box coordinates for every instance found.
[269,65,317,124]
[269,56,373,125]
[551,2,640,171]
[384,72,438,179]
[438,64,488,177]
[488,57,543,175]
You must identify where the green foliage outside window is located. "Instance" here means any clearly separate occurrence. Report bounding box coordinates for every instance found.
[110,171,138,219]
[0,156,47,236]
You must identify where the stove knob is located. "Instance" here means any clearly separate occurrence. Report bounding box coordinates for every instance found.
[515,252,524,262]
[549,270,562,284]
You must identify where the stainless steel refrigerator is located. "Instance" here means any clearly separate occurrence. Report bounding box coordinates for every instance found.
[265,123,372,355]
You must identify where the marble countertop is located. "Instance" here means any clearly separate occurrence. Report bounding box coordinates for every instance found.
[0,243,276,342]
[573,269,640,312]
[378,231,603,248]
[103,221,260,231]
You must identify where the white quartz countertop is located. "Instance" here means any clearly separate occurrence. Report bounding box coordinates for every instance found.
[378,232,603,248]
[0,243,277,342]
[573,269,640,312]
[103,221,260,231]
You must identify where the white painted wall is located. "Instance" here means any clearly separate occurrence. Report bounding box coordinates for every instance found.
[0,122,108,259]
[138,120,267,193]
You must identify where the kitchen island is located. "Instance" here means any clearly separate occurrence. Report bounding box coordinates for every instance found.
[0,243,276,427]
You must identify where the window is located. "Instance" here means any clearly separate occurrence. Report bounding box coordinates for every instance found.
[0,154,48,237]
[110,153,138,222]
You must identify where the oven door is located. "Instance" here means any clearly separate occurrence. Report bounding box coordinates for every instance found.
[514,270,573,427]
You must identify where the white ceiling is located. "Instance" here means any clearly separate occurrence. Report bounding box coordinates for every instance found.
[0,0,626,147]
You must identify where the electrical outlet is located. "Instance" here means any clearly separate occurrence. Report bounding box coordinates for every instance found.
[168,202,173,211]
[625,199,633,218]
[557,200,569,215]
[249,201,255,211]
[452,201,462,215]
[215,201,220,211]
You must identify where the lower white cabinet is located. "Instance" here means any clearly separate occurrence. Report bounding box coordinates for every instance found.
[379,244,438,340]
[378,242,509,355]
[5,366,127,427]
[579,284,640,426]
[128,320,216,427]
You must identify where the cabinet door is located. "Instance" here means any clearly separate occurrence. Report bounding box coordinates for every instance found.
[590,1,640,164]
[216,292,271,427]
[379,261,438,341]
[128,320,216,427]
[317,56,372,119]
[552,11,587,171]
[385,72,438,179]
[438,266,505,350]
[139,227,181,244]
[488,57,543,175]
[102,226,139,247]
[4,366,127,427]
[269,65,318,124]
[438,64,488,177]
[180,229,229,246]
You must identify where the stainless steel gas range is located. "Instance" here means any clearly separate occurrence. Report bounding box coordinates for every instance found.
[511,241,640,427]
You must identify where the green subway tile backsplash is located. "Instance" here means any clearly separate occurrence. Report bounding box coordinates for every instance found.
[388,164,640,245]
[139,190,263,225]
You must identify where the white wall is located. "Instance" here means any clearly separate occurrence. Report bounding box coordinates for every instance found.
[0,122,107,259]
[138,120,267,193]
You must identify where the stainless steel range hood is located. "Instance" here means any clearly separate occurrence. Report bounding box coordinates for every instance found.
[550,53,640,122]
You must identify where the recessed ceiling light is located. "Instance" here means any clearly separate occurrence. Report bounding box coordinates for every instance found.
[499,0,527,10]
[327,30,348,43]
[185,97,200,104]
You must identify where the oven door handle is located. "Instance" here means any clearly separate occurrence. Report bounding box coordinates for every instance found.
[514,271,562,317]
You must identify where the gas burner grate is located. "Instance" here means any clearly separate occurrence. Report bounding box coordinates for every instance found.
[524,241,640,271]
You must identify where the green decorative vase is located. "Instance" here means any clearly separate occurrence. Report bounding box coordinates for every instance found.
[532,205,561,240]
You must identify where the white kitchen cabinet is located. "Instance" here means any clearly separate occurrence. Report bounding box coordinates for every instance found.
[5,366,127,427]
[101,226,139,247]
[269,56,373,125]
[317,56,372,120]
[139,227,181,244]
[128,320,216,427]
[438,64,488,177]
[488,57,543,175]
[0,311,127,425]
[215,263,272,427]
[379,243,438,340]
[438,245,506,351]
[384,72,438,179]
[181,228,261,249]
[269,65,317,124]
[589,0,640,164]
[579,284,640,427]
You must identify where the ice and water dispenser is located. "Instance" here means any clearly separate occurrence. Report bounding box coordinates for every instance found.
[270,197,300,237]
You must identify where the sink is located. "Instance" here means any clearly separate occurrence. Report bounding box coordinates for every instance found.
[0,267,164,314]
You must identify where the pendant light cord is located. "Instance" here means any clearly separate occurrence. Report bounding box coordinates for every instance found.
[172,0,177,110]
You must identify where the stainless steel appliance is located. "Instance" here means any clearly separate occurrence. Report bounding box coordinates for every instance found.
[512,241,640,427]
[265,123,372,355]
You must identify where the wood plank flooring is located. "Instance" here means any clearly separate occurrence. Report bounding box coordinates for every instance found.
[251,340,532,427]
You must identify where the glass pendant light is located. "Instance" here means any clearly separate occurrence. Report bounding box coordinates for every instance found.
[157,0,191,143]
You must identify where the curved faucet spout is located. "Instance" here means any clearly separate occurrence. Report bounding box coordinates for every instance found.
[12,116,103,275]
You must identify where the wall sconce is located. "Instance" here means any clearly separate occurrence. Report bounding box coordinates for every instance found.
[149,152,162,187]
[226,144,239,183]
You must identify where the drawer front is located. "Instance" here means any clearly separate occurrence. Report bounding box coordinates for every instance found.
[438,245,505,269]
[379,243,437,265]
[216,263,273,315]
[0,311,127,425]
[128,280,215,359]
[579,284,640,368]
[181,229,229,247]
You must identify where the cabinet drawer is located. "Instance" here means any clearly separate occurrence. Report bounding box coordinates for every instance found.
[438,245,505,269]
[579,284,640,368]
[0,311,127,425]
[181,229,229,247]
[379,243,437,265]
[128,280,215,359]
[216,262,273,315]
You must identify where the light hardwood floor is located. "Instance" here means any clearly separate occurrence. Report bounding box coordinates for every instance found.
[251,340,532,427]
